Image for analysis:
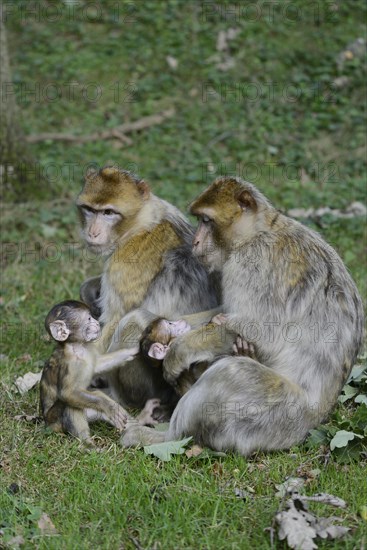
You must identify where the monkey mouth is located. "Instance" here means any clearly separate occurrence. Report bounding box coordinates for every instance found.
[87,329,101,341]
[85,241,112,257]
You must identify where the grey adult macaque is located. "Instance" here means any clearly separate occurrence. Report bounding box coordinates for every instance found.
[121,177,363,455]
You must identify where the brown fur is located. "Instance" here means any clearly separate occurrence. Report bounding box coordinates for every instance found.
[109,221,181,312]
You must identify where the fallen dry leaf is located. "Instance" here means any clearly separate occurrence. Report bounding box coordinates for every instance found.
[212,462,224,477]
[185,445,204,458]
[5,535,25,547]
[37,513,58,535]
[296,467,321,483]
[166,55,178,69]
[301,494,346,508]
[217,58,236,71]
[16,354,32,364]
[14,414,39,423]
[216,28,239,51]
[275,477,305,497]
[313,517,349,539]
[15,371,42,394]
[274,482,350,549]
[276,500,317,550]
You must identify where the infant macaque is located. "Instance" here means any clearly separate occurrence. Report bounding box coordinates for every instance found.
[140,318,191,364]
[40,300,139,445]
[140,315,254,396]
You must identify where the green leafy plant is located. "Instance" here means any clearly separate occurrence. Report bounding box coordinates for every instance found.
[307,362,367,462]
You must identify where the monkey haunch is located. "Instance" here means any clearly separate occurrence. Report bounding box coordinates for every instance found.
[77,167,219,409]
[121,177,364,455]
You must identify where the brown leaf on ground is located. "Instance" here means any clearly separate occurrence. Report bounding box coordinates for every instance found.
[37,513,58,535]
[185,445,204,458]
[211,462,224,477]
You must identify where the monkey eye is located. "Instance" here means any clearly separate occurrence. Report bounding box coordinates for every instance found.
[202,215,211,224]
[81,205,95,214]
[103,209,115,216]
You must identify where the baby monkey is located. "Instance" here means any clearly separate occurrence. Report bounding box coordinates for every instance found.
[40,300,139,445]
[140,315,254,396]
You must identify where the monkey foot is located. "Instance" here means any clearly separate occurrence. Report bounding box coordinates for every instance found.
[210,313,229,325]
[120,423,166,447]
[137,398,161,426]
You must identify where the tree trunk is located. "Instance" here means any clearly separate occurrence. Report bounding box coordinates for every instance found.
[0,11,44,201]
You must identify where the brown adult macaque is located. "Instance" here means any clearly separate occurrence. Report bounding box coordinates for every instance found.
[76,166,220,408]
[140,315,252,396]
[121,177,363,455]
[40,300,156,445]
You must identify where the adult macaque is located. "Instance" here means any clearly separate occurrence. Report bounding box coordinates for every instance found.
[121,177,363,454]
[76,167,220,407]
[77,167,219,335]
[40,300,156,445]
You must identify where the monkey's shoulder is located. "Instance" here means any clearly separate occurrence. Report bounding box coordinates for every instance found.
[119,219,183,258]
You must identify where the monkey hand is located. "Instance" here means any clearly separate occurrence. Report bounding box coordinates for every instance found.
[121,346,140,361]
[210,313,229,325]
[232,336,256,358]
[109,403,129,432]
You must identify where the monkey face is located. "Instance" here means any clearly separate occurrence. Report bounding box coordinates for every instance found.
[46,301,101,344]
[190,177,263,269]
[77,204,123,254]
[78,310,101,342]
[191,216,226,270]
[76,167,150,255]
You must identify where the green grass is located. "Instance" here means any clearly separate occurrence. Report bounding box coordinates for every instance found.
[1,0,366,548]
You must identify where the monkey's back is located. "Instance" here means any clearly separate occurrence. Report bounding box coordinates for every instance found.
[223,212,363,409]
[40,348,66,430]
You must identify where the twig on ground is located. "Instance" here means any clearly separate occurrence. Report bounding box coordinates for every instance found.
[25,108,175,144]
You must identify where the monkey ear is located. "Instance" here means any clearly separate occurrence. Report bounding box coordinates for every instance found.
[85,166,98,180]
[237,190,257,212]
[49,320,70,342]
[136,180,150,200]
[148,343,168,360]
